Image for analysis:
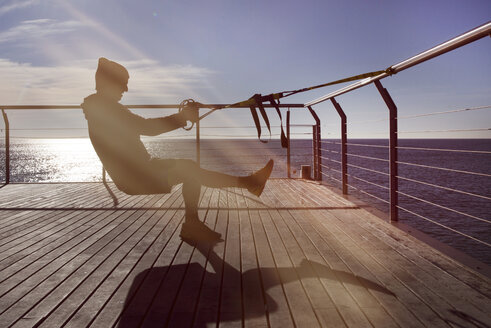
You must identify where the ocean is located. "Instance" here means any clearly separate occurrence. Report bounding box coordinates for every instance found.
[0,138,490,266]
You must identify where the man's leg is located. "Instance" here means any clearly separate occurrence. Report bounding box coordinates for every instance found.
[181,178,201,221]
[167,159,274,200]
[162,159,273,242]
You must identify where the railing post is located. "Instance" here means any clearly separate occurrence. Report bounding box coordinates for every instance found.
[196,109,200,166]
[102,167,106,183]
[374,80,398,222]
[1,109,9,184]
[286,109,291,178]
[330,98,347,194]
[312,125,317,179]
[316,121,321,181]
[312,125,317,180]
[307,106,321,181]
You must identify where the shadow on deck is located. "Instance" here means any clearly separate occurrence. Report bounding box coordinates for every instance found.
[0,179,489,327]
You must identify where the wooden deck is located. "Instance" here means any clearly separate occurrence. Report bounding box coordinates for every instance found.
[0,179,490,328]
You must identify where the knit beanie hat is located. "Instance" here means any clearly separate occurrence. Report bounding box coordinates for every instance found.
[95,57,129,91]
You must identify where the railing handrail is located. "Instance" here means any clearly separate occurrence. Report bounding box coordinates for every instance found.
[0,103,305,110]
[0,102,321,185]
[305,21,491,107]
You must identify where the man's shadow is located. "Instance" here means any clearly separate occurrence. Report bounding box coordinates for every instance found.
[116,236,395,328]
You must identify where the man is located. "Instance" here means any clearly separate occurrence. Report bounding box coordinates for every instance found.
[82,58,273,242]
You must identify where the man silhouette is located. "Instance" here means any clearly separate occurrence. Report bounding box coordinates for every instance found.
[82,58,273,242]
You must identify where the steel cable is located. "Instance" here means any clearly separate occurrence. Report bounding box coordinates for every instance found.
[320,149,340,154]
[346,143,389,148]
[397,206,491,248]
[322,105,490,126]
[347,184,389,204]
[397,146,491,154]
[320,158,341,164]
[346,163,389,176]
[321,172,342,183]
[399,128,490,134]
[329,168,343,174]
[347,153,389,162]
[397,190,491,224]
[397,175,491,200]
[348,174,389,190]
[398,105,491,120]
[397,161,491,177]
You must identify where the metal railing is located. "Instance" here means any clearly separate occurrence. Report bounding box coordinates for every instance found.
[305,21,491,222]
[304,22,491,266]
[0,103,323,183]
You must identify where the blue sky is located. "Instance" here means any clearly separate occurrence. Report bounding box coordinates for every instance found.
[0,0,490,138]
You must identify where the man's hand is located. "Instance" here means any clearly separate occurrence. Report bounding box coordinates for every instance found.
[178,99,200,124]
[180,105,199,123]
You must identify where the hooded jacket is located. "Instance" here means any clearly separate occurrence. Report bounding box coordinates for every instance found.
[82,93,186,194]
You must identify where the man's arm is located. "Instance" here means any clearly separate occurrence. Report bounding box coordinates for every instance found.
[121,107,194,136]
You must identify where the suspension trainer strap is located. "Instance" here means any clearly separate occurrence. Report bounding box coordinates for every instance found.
[249,98,266,143]
[246,93,288,147]
[195,67,396,144]
[248,94,269,143]
[265,95,287,148]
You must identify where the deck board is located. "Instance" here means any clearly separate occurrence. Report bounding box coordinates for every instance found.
[0,180,490,328]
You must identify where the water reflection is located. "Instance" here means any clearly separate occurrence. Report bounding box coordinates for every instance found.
[4,138,102,182]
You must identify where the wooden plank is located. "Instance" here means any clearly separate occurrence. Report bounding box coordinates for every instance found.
[218,188,243,328]
[0,183,119,240]
[192,188,229,327]
[0,210,107,276]
[108,187,208,327]
[0,180,488,327]
[134,188,213,328]
[92,203,188,326]
[283,180,446,327]
[284,179,485,327]
[0,185,109,254]
[0,183,95,235]
[0,183,75,207]
[335,209,491,325]
[258,206,321,327]
[282,180,426,328]
[62,192,185,327]
[347,208,491,307]
[0,188,149,267]
[0,210,80,256]
[0,192,158,324]
[266,183,371,328]
[290,179,491,325]
[0,208,135,300]
[0,210,37,231]
[0,185,153,271]
[0,183,94,209]
[164,188,221,327]
[236,189,268,328]
[243,192,296,328]
[19,213,155,325]
[0,209,137,326]
[29,210,163,327]
[88,196,185,327]
[329,211,480,328]
[0,184,38,203]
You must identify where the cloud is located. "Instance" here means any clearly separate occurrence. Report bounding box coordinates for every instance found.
[0,0,39,15]
[0,58,215,104]
[0,19,83,43]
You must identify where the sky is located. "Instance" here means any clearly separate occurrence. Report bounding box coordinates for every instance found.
[0,0,490,139]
